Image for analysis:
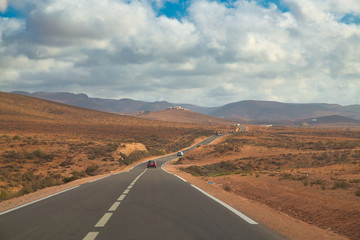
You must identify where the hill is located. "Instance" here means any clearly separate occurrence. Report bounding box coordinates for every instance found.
[0,91,230,146]
[0,92,229,201]
[211,100,350,121]
[136,108,234,125]
[10,91,360,122]
[295,115,360,127]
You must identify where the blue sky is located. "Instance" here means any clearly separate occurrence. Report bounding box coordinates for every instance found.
[1,0,360,106]
[0,6,20,18]
[2,0,358,23]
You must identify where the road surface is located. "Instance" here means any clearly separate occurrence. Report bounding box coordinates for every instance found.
[0,134,287,240]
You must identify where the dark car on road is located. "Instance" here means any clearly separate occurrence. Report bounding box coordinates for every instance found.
[147,160,157,168]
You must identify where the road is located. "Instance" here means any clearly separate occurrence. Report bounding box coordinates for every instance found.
[0,134,287,240]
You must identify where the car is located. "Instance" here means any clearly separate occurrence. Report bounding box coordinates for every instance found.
[177,151,184,157]
[147,160,157,168]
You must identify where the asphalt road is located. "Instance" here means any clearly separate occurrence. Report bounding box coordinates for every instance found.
[0,134,287,240]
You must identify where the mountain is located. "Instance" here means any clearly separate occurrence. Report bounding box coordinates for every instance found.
[11,91,181,114]
[296,115,360,126]
[10,91,360,122]
[211,100,350,121]
[137,108,233,125]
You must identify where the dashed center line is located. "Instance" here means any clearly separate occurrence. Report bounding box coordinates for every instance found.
[95,213,113,227]
[83,168,147,240]
[108,201,121,211]
[83,232,99,240]
[118,194,126,201]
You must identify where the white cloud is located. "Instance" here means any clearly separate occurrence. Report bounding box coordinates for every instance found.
[1,0,360,106]
[0,0,7,13]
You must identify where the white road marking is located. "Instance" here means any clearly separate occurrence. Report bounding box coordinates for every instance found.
[108,201,121,211]
[95,213,113,227]
[174,175,187,182]
[83,232,99,240]
[83,167,149,239]
[0,186,80,216]
[118,194,126,201]
[191,185,258,225]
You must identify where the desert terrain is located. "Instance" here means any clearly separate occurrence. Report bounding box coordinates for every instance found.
[167,125,360,240]
[2,91,360,240]
[0,92,229,201]
[136,107,235,125]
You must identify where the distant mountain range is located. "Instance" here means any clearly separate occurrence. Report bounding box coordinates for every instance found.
[11,91,360,124]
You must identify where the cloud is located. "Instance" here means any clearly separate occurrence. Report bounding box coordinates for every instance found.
[0,0,7,13]
[1,0,360,106]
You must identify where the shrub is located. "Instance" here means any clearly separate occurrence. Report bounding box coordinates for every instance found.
[0,190,10,201]
[121,151,150,166]
[303,180,309,186]
[332,181,349,190]
[86,143,118,160]
[310,179,326,187]
[223,184,231,192]
[63,176,78,183]
[24,150,55,161]
[12,135,21,140]
[355,189,360,196]
[59,159,74,167]
[180,166,204,177]
[85,165,99,176]
[1,151,22,162]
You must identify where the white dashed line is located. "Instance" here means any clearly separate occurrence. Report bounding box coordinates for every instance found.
[95,213,113,227]
[83,232,99,240]
[108,201,121,211]
[83,169,148,239]
[118,194,126,201]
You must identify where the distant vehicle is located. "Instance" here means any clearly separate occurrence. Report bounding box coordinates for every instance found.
[216,132,220,136]
[177,151,184,157]
[147,160,157,168]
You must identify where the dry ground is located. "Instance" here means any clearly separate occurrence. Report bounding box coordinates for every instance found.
[168,126,360,240]
[0,92,230,201]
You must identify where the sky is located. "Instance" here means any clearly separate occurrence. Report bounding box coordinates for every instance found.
[0,0,360,107]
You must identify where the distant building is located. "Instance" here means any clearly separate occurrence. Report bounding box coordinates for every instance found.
[168,106,186,110]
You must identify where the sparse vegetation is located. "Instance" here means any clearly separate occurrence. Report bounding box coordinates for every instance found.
[175,126,360,240]
[120,150,151,166]
[85,165,100,176]
[332,181,349,190]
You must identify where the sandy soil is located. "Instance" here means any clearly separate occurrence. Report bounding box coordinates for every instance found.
[0,137,208,213]
[1,157,349,240]
[164,125,360,240]
[163,162,349,240]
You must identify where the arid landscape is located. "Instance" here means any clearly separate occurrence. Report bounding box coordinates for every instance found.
[0,92,228,201]
[1,92,360,240]
[168,126,360,240]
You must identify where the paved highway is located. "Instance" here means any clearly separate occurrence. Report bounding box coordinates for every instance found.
[0,134,287,240]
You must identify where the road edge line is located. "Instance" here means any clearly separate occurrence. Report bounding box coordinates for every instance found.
[0,186,80,216]
[191,184,258,225]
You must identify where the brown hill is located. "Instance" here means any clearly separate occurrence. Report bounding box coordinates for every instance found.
[12,91,360,122]
[0,92,231,202]
[0,91,228,142]
[136,108,234,125]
